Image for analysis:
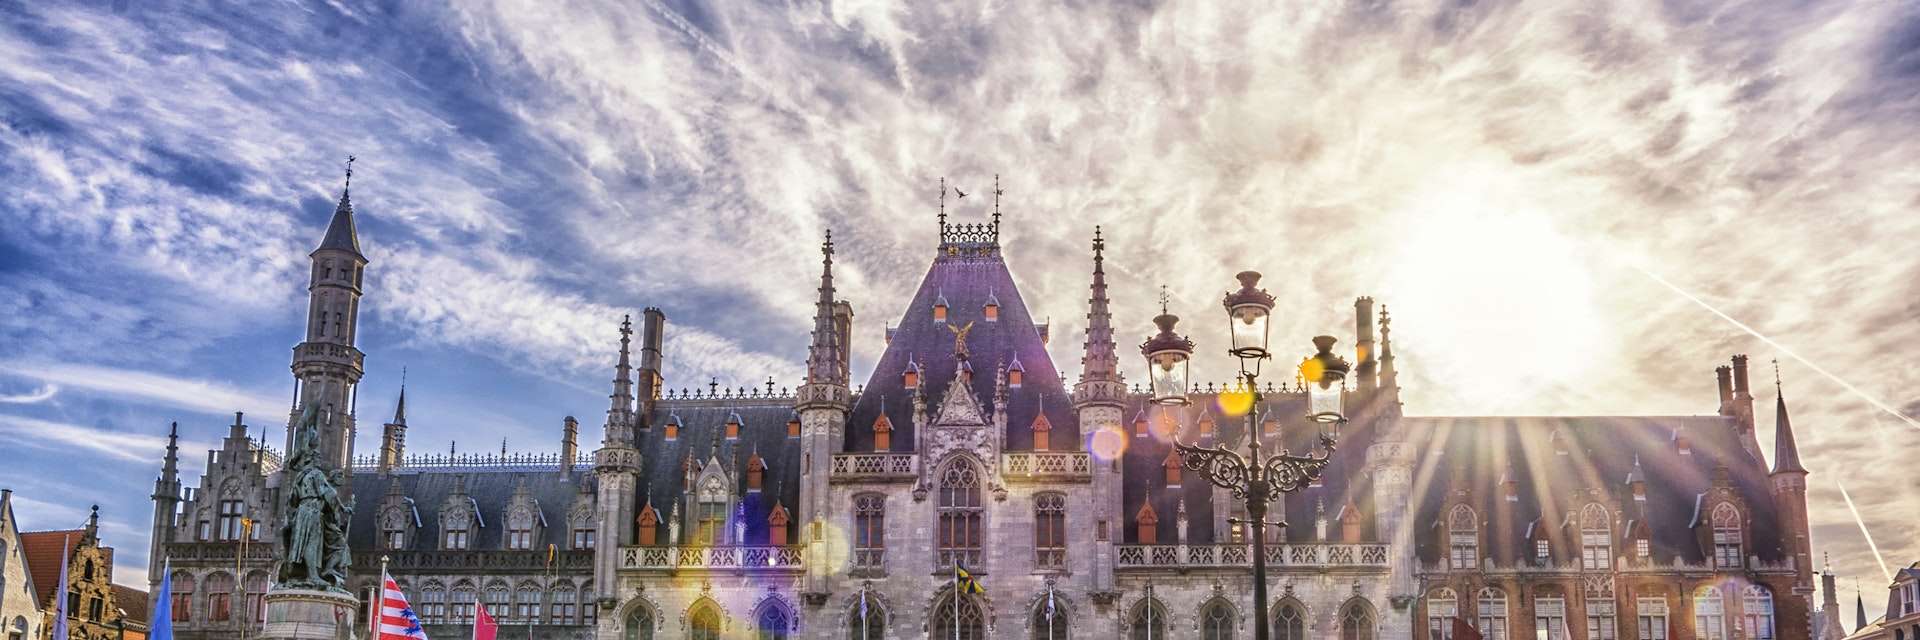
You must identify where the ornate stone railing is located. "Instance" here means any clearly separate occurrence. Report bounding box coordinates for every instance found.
[1002,452,1092,480]
[618,546,805,571]
[829,453,918,481]
[350,451,595,472]
[164,542,278,564]
[1115,543,1390,569]
[356,549,594,572]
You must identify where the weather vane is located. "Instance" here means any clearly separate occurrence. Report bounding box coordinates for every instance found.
[1159,285,1170,314]
[344,155,355,188]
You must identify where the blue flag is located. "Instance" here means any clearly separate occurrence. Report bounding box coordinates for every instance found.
[52,536,70,640]
[149,565,173,640]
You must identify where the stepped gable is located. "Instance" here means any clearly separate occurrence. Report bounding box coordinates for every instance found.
[633,399,799,545]
[1406,414,1784,566]
[20,530,87,607]
[844,240,1075,452]
[346,470,585,551]
[1117,390,1388,545]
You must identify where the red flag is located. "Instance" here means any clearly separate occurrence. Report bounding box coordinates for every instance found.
[1453,616,1485,640]
[473,603,498,640]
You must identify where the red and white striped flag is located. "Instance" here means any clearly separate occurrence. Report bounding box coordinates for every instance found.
[375,572,429,640]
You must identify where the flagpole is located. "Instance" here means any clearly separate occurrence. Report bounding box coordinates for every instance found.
[238,518,250,640]
[376,555,389,640]
[53,534,70,640]
[953,559,961,640]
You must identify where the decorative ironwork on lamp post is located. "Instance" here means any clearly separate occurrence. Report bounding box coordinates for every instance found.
[1142,271,1350,640]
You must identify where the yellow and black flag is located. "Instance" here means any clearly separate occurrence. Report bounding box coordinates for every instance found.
[954,563,985,594]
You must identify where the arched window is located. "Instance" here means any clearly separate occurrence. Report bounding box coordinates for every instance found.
[1694,586,1726,640]
[552,585,577,624]
[1128,596,1167,640]
[1427,588,1459,640]
[1533,595,1565,640]
[205,572,234,622]
[244,571,270,621]
[1743,585,1775,640]
[450,581,477,624]
[1711,504,1742,569]
[1478,588,1510,640]
[1030,594,1067,640]
[1201,598,1235,640]
[483,581,510,622]
[1342,599,1376,640]
[695,476,728,545]
[515,583,542,623]
[1636,597,1668,640]
[755,602,792,640]
[1585,575,1616,640]
[1581,503,1612,570]
[1449,505,1479,570]
[419,582,447,623]
[853,494,885,572]
[938,461,984,567]
[1273,599,1307,640]
[1034,493,1066,569]
[690,601,722,640]
[170,572,194,622]
[933,593,986,640]
[849,593,885,640]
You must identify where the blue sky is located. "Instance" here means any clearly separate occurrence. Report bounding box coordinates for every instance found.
[3,0,1918,612]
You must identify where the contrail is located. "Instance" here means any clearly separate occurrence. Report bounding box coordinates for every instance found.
[1837,480,1893,583]
[1634,265,1920,430]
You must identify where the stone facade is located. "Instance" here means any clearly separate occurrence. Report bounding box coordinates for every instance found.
[149,180,1818,640]
[0,491,45,640]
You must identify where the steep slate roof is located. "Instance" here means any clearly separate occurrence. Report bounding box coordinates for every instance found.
[845,242,1076,453]
[18,530,85,608]
[113,584,149,627]
[314,189,362,257]
[347,470,591,552]
[1116,388,1394,544]
[1405,414,1784,565]
[631,399,801,544]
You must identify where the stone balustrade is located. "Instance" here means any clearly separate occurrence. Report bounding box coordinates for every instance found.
[1115,542,1390,570]
[618,546,806,571]
[1002,452,1092,481]
[829,453,918,481]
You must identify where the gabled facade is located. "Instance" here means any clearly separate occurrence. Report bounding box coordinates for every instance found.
[149,178,1820,640]
[1844,562,1920,640]
[0,490,45,640]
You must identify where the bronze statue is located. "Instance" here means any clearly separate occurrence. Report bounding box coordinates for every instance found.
[275,381,353,593]
[948,320,975,360]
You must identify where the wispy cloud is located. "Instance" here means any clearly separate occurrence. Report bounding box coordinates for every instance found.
[0,362,282,417]
[0,414,183,464]
[0,383,57,404]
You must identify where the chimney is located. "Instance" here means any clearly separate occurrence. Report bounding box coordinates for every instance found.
[229,411,247,440]
[1715,365,1734,414]
[1354,297,1377,390]
[1729,355,1759,455]
[1732,354,1752,399]
[561,416,579,479]
[639,308,666,421]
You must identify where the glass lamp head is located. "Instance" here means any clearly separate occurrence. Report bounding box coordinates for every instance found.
[1222,271,1276,369]
[1301,335,1351,423]
[1140,314,1196,406]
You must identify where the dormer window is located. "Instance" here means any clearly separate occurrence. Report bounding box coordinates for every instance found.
[1135,502,1159,544]
[747,455,765,491]
[984,292,999,321]
[1163,449,1181,488]
[1134,410,1149,438]
[664,416,680,440]
[1031,412,1051,451]
[903,360,919,389]
[934,293,949,322]
[725,413,741,439]
[1198,413,1213,438]
[1448,505,1478,570]
[636,504,659,545]
[1536,538,1551,561]
[787,412,801,437]
[1711,503,1742,569]
[873,414,893,452]
[1008,359,1024,387]
[768,502,791,545]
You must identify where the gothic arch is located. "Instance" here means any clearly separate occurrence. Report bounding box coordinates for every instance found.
[752,595,798,638]
[1339,597,1378,640]
[924,583,994,637]
[1126,591,1170,636]
[1272,594,1310,638]
[614,588,662,633]
[1198,596,1237,639]
[684,596,729,634]
[846,588,891,639]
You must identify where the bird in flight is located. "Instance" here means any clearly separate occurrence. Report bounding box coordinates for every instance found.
[956,188,969,198]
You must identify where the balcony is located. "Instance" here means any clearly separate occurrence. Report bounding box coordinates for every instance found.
[829,453,918,482]
[618,546,805,571]
[1002,453,1092,482]
[353,549,593,572]
[1114,543,1390,570]
[163,542,277,564]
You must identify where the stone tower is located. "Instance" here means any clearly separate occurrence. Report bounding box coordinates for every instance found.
[288,170,368,491]
[795,231,852,600]
[1770,379,1814,600]
[1070,227,1126,603]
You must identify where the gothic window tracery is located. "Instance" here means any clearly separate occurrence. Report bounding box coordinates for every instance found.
[1033,493,1065,569]
[205,572,234,623]
[1427,588,1459,640]
[754,600,793,640]
[938,461,983,567]
[1449,505,1479,570]
[621,603,652,640]
[1127,597,1166,640]
[695,476,728,545]
[551,585,577,624]
[1200,598,1235,640]
[1694,586,1726,640]
[1581,503,1611,570]
[419,582,446,623]
[1478,587,1510,640]
[1711,504,1742,569]
[934,593,986,640]
[853,494,885,572]
[1273,599,1306,640]
[1342,599,1376,640]
[1743,585,1775,640]
[848,595,885,640]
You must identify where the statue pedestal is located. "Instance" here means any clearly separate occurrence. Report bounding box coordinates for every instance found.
[260,588,360,640]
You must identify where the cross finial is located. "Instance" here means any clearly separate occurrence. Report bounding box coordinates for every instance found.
[1159,285,1170,314]
[1093,225,1104,254]
[992,174,1002,225]
[1773,358,1782,389]
[823,229,834,256]
[344,155,356,189]
[939,177,947,227]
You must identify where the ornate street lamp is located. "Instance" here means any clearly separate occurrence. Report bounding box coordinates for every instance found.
[1147,271,1347,640]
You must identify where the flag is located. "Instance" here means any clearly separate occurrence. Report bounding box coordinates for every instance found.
[860,589,868,618]
[1046,584,1056,620]
[1452,616,1484,640]
[149,564,173,640]
[954,564,985,594]
[375,572,429,640]
[473,602,498,640]
[51,536,70,640]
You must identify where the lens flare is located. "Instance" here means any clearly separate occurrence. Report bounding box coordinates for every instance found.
[1089,425,1128,462]
[1215,387,1254,417]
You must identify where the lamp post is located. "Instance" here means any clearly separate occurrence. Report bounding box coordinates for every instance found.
[1142,271,1349,640]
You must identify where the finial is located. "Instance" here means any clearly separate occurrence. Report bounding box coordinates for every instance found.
[709,377,719,396]
[343,155,356,190]
[767,376,776,395]
[1159,285,1170,315]
[823,229,834,257]
[939,177,947,227]
[1773,358,1782,389]
[1093,225,1105,255]
[501,438,508,456]
[992,174,1002,226]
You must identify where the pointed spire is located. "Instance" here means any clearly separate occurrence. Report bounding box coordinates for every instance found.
[1080,226,1118,382]
[157,422,181,485]
[1378,305,1398,389]
[391,379,408,427]
[1857,588,1868,631]
[608,316,636,440]
[1772,367,1806,474]
[806,231,846,386]
[315,156,364,257]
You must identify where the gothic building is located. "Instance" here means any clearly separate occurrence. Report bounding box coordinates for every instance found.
[149,178,1818,640]
[20,507,145,640]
